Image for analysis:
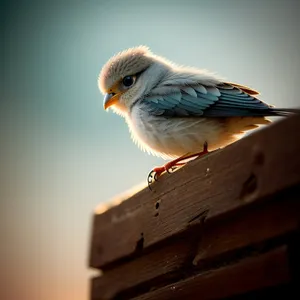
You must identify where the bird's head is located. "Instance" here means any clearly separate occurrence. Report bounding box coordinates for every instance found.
[98,46,170,114]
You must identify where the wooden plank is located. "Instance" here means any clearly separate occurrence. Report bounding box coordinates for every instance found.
[132,246,291,300]
[90,115,300,268]
[90,192,300,299]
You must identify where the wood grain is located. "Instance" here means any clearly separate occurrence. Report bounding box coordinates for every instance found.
[132,246,291,300]
[90,192,300,299]
[90,115,300,268]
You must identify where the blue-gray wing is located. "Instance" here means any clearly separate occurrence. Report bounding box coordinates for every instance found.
[139,83,276,117]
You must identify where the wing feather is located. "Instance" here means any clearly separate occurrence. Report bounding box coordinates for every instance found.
[139,82,277,117]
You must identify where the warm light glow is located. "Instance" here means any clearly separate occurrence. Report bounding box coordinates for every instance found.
[95,181,147,214]
[3,1,299,300]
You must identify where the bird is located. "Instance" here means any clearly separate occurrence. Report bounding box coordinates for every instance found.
[98,46,299,187]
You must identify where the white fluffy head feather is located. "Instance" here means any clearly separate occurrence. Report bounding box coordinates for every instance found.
[98,46,154,94]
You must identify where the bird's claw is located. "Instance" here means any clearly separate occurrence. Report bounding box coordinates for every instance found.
[147,166,167,190]
[147,170,157,182]
[166,166,176,174]
[147,170,158,190]
[147,165,178,190]
[147,143,209,190]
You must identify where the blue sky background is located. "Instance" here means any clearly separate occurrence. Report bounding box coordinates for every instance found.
[2,0,300,299]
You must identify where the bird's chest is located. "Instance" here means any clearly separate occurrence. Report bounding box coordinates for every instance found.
[127,106,221,158]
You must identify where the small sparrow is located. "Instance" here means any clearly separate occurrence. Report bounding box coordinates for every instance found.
[98,46,299,186]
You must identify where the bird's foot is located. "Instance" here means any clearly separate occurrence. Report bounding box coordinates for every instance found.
[147,142,209,190]
[147,162,183,189]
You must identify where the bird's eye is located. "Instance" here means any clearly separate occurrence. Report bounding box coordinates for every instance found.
[122,75,136,88]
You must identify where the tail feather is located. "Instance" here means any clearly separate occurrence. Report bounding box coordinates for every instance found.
[271,108,300,116]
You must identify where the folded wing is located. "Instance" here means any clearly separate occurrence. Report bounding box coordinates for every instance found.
[140,83,283,117]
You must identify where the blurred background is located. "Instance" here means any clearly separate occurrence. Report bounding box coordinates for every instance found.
[1,0,300,299]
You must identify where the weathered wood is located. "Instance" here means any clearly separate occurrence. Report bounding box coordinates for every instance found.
[90,115,300,268]
[90,191,300,299]
[132,246,291,300]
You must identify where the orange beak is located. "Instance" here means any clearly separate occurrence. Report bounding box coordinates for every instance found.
[103,93,119,110]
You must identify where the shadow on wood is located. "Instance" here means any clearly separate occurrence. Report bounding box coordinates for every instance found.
[89,115,300,300]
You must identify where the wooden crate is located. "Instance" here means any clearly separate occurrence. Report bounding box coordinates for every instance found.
[89,115,300,300]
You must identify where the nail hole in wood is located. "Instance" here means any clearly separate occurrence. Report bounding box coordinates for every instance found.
[240,173,257,201]
[135,233,144,253]
[154,200,160,216]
